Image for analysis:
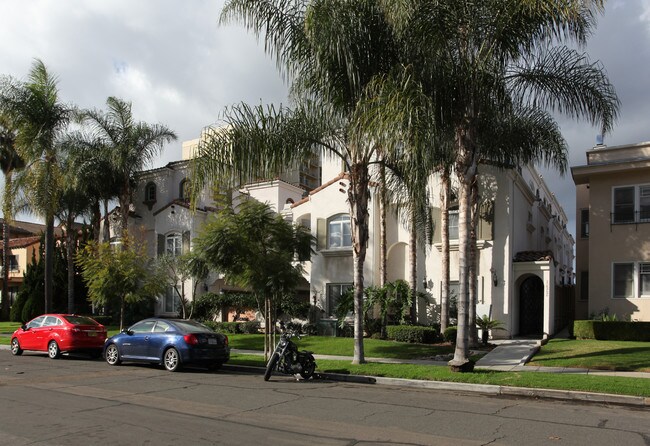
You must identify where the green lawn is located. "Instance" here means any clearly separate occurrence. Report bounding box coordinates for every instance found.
[228,334,454,359]
[528,338,650,372]
[230,354,650,397]
[0,321,21,334]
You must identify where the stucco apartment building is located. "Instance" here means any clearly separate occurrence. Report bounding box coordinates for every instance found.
[124,138,575,339]
[572,141,650,321]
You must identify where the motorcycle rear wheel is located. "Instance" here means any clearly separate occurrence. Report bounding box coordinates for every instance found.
[299,360,316,380]
[264,353,279,381]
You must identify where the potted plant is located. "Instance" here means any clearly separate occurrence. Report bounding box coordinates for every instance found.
[476,315,504,345]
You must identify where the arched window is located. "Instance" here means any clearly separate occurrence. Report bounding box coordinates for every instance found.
[144,182,156,203]
[328,214,351,248]
[179,178,190,201]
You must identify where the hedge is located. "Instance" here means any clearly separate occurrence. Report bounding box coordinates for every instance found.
[572,320,650,341]
[443,326,458,343]
[201,321,260,334]
[386,325,437,344]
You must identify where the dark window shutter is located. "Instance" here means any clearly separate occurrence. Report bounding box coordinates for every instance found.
[316,218,327,250]
[478,201,494,241]
[157,234,165,256]
[182,231,191,254]
[431,207,441,243]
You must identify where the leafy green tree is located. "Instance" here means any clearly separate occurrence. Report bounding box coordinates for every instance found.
[80,97,176,235]
[1,59,73,313]
[76,234,167,330]
[0,112,25,320]
[158,251,211,319]
[193,199,313,359]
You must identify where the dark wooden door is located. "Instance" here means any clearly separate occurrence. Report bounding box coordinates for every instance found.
[519,276,543,336]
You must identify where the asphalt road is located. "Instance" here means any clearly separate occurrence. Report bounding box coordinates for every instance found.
[0,350,648,446]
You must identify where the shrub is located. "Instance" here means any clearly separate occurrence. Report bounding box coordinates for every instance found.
[572,320,650,341]
[91,315,113,326]
[443,326,458,343]
[386,325,437,344]
[240,321,260,334]
[202,321,242,334]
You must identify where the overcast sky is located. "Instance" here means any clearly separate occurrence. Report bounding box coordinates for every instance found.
[1,0,649,241]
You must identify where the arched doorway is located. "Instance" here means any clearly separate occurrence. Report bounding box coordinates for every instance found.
[519,276,543,336]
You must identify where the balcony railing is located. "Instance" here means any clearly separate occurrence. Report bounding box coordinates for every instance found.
[610,210,650,230]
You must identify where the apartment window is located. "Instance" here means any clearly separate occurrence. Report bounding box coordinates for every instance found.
[613,263,634,298]
[7,255,18,271]
[579,271,589,301]
[448,208,459,240]
[327,283,352,316]
[179,178,191,201]
[328,215,351,248]
[164,286,179,314]
[612,185,650,224]
[580,209,589,238]
[640,263,650,297]
[641,186,650,221]
[144,182,156,203]
[166,233,182,257]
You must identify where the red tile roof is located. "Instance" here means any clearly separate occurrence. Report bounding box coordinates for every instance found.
[0,236,41,250]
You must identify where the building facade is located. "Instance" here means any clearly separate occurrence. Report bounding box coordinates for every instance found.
[124,139,575,338]
[572,141,650,321]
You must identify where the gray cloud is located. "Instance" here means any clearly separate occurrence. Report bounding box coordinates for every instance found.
[1,0,648,244]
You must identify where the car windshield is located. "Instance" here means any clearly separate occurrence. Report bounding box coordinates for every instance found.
[172,320,214,333]
[63,316,99,325]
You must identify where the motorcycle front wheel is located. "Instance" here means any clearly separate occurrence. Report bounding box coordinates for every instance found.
[264,353,280,381]
[299,360,316,380]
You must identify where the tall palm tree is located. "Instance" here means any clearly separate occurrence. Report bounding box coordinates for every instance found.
[55,134,98,313]
[81,97,176,236]
[194,0,411,364]
[387,0,619,369]
[0,112,25,319]
[1,59,73,313]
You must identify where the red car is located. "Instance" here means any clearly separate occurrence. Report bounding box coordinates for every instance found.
[10,314,108,359]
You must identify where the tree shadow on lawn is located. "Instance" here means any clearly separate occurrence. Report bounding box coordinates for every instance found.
[534,346,650,371]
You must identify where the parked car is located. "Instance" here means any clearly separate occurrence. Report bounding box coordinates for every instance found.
[10,314,108,359]
[103,318,230,372]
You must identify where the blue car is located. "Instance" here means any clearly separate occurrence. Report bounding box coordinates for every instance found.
[103,318,230,372]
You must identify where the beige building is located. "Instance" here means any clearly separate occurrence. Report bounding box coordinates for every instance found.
[572,141,650,321]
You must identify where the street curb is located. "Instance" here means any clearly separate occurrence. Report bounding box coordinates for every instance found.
[222,364,649,408]
[3,345,646,408]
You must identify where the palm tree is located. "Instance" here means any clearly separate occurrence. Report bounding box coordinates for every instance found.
[55,134,98,313]
[81,97,176,236]
[193,0,410,364]
[1,59,73,313]
[387,0,619,370]
[0,112,25,319]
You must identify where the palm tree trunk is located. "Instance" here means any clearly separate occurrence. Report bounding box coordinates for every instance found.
[450,123,478,371]
[103,199,110,242]
[468,176,479,347]
[349,163,370,365]
[91,200,101,242]
[440,168,450,332]
[408,209,417,325]
[66,219,75,314]
[379,165,387,287]
[44,213,54,313]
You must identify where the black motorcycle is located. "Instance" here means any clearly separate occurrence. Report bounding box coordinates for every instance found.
[264,322,316,381]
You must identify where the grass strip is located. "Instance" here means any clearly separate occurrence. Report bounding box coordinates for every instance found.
[529,339,650,372]
[229,353,650,397]
[228,334,454,359]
